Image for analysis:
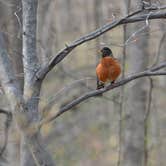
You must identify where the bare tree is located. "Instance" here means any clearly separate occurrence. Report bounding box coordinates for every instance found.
[0,0,166,165]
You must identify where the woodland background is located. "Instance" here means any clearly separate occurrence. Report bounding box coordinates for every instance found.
[0,0,166,166]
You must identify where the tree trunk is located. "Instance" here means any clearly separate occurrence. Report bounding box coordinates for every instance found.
[121,3,149,166]
[8,0,23,164]
[20,0,55,165]
[38,0,57,65]
[0,0,55,165]
[20,132,55,166]
[0,34,55,165]
[118,1,130,165]
[0,1,22,165]
[94,0,102,52]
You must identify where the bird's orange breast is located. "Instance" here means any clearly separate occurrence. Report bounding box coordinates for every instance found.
[96,57,121,83]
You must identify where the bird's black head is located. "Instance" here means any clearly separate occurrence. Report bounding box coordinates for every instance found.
[101,47,113,57]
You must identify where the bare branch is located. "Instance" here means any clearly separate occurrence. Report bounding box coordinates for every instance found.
[14,7,22,38]
[150,32,166,67]
[35,7,166,81]
[39,61,166,127]
[41,75,119,120]
[41,77,94,116]
[150,61,166,71]
[0,109,12,156]
[124,10,152,45]
[22,0,39,88]
[0,109,10,115]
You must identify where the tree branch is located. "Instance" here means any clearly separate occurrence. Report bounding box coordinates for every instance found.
[0,109,12,156]
[35,6,166,81]
[22,0,39,89]
[40,65,119,119]
[0,32,22,110]
[151,32,166,67]
[0,109,11,116]
[39,62,166,127]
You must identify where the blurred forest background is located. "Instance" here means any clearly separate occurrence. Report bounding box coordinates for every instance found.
[0,0,166,166]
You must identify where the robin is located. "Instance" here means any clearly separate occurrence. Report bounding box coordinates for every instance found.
[96,47,121,90]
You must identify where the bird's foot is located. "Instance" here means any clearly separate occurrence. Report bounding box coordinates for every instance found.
[110,80,115,85]
[96,83,104,90]
[96,83,104,97]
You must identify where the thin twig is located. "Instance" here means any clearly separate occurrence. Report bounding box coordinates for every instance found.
[14,7,22,38]
[99,28,162,48]
[125,10,152,45]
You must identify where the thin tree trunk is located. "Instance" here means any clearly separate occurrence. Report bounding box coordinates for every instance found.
[38,0,57,65]
[121,2,149,165]
[0,1,22,165]
[7,0,23,90]
[118,1,130,165]
[8,1,22,165]
[122,35,149,166]
[94,0,102,53]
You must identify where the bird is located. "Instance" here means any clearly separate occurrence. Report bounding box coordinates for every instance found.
[96,47,121,90]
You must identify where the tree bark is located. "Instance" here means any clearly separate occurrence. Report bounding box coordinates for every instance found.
[118,1,131,165]
[0,0,55,165]
[94,0,102,51]
[0,1,21,165]
[20,132,55,166]
[38,0,56,65]
[121,3,149,166]
[7,1,23,165]
[21,0,55,165]
[0,31,55,166]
